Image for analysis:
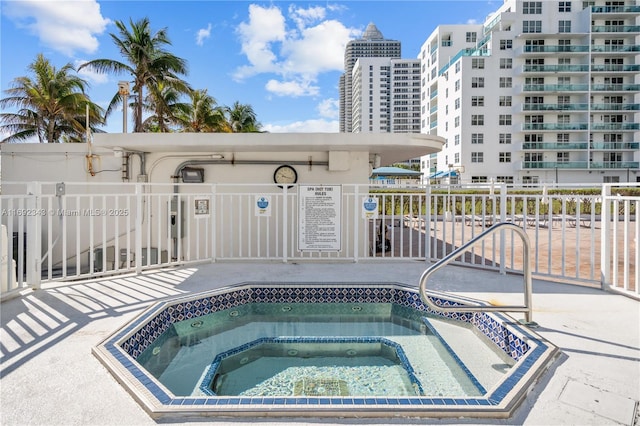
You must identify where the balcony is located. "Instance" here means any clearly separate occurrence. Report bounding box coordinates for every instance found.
[523,64,589,73]
[591,123,640,130]
[590,161,639,169]
[522,103,588,111]
[521,142,588,150]
[591,83,640,91]
[591,25,640,33]
[522,161,588,169]
[591,64,640,72]
[591,103,640,111]
[592,5,640,13]
[522,45,589,54]
[522,161,639,170]
[522,123,588,131]
[522,84,589,92]
[591,142,639,150]
[591,45,640,53]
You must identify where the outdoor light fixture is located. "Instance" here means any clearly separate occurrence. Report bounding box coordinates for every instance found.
[181,167,205,183]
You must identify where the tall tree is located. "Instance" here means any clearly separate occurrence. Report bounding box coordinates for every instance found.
[0,54,104,143]
[175,89,228,132]
[141,82,188,132]
[79,17,189,133]
[225,101,262,133]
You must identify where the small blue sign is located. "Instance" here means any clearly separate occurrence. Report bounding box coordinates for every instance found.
[363,198,377,212]
[257,197,269,209]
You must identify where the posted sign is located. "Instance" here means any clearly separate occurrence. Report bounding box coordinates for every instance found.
[298,185,342,251]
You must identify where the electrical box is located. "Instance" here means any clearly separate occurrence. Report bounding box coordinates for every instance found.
[92,246,115,271]
[169,199,185,238]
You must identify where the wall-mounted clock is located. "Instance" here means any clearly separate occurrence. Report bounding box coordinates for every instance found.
[274,165,298,187]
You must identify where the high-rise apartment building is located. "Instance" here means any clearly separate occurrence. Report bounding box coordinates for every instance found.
[420,0,640,184]
[351,58,421,133]
[339,23,401,133]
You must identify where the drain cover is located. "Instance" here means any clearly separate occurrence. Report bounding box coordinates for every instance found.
[293,378,349,396]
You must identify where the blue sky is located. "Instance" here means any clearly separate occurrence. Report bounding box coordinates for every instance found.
[1,0,497,134]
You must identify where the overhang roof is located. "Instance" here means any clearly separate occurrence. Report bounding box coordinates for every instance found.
[92,132,444,166]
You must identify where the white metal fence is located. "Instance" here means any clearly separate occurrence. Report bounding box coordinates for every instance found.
[1,182,637,300]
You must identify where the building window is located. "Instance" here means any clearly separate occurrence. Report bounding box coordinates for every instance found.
[557,152,570,162]
[466,32,477,42]
[525,134,543,143]
[500,58,512,69]
[499,133,512,144]
[454,153,460,163]
[523,21,542,33]
[472,77,485,88]
[557,133,570,143]
[472,58,485,69]
[471,152,484,163]
[499,115,512,125]
[557,114,570,124]
[472,176,488,183]
[499,77,512,88]
[471,115,484,125]
[559,1,571,12]
[455,134,460,145]
[523,1,542,14]
[471,96,484,106]
[496,176,514,184]
[455,61,461,73]
[455,80,461,91]
[471,133,484,144]
[454,116,460,127]
[455,98,460,109]
[499,96,512,106]
[500,39,513,50]
[559,20,571,33]
[499,152,512,163]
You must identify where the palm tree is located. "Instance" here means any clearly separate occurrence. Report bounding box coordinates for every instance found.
[225,101,262,133]
[0,54,104,143]
[141,82,189,132]
[175,89,228,132]
[79,17,189,133]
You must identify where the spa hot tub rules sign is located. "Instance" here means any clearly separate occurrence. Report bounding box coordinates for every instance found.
[298,185,342,251]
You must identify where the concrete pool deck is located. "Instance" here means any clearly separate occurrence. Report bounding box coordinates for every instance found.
[1,261,638,426]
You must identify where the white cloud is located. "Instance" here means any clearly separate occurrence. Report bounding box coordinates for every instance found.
[75,59,109,84]
[4,0,110,56]
[196,23,212,46]
[288,5,325,30]
[234,4,358,96]
[467,19,479,25]
[317,98,339,119]
[235,4,286,78]
[263,119,338,133]
[265,79,318,97]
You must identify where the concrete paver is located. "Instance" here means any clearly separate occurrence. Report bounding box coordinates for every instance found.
[1,261,638,426]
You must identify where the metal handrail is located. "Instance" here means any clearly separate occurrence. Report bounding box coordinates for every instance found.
[418,222,534,324]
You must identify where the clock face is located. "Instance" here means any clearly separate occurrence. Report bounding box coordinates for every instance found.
[274,165,297,186]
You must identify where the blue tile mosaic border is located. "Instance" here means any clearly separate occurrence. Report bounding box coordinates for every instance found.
[101,282,550,413]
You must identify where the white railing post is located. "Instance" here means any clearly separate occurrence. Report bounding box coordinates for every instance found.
[600,183,611,290]
[353,184,360,262]
[499,183,507,275]
[282,185,288,263]
[26,182,42,289]
[211,184,217,262]
[425,184,432,261]
[135,183,143,275]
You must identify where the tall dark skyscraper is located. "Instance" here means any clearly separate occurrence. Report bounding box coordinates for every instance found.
[339,23,401,133]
